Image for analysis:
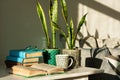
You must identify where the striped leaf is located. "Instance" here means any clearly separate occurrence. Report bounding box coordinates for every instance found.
[36,2,50,48]
[49,0,58,48]
[61,0,68,23]
[73,13,87,47]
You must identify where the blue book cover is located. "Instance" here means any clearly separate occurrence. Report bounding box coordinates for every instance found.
[9,49,46,58]
[6,56,44,63]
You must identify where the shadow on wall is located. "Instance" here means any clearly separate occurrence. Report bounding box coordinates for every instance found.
[59,0,120,79]
[59,0,120,48]
[76,23,120,79]
[81,45,120,80]
[79,0,120,21]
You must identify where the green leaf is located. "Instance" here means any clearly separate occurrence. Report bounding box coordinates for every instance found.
[49,0,58,48]
[52,21,70,48]
[49,0,53,20]
[73,13,87,47]
[61,0,68,23]
[36,1,50,48]
[51,0,58,23]
[70,19,74,48]
[76,13,87,34]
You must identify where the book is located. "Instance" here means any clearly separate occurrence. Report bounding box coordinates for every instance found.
[9,49,44,58]
[11,63,64,77]
[105,55,120,62]
[105,55,120,72]
[5,60,39,68]
[11,65,47,77]
[6,56,43,63]
[31,63,64,74]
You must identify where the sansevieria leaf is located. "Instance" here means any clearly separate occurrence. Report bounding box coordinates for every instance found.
[36,2,50,48]
[60,0,87,49]
[51,0,58,23]
[61,0,68,23]
[70,19,74,49]
[73,13,87,47]
[52,21,69,48]
[49,0,58,48]
[76,13,87,35]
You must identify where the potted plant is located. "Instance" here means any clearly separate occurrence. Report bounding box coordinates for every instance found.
[59,0,87,68]
[36,0,60,65]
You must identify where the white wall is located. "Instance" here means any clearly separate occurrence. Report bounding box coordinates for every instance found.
[78,0,120,39]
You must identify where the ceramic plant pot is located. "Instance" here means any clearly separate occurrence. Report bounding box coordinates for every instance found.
[62,49,80,69]
[43,49,60,65]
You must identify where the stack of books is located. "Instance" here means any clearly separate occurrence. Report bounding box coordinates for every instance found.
[5,49,45,68]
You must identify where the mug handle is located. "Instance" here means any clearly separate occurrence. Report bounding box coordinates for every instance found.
[68,57,74,68]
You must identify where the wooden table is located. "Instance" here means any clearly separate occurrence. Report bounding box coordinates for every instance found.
[0,67,104,80]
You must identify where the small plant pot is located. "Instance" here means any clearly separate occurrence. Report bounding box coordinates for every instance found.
[43,49,60,65]
[85,57,103,69]
[62,49,81,69]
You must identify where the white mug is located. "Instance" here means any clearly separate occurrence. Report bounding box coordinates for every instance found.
[56,54,74,70]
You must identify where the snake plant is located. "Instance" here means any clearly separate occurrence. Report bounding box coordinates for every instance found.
[60,0,87,49]
[36,0,58,48]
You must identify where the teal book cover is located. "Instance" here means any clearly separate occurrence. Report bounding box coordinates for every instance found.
[6,56,44,63]
[9,49,46,58]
